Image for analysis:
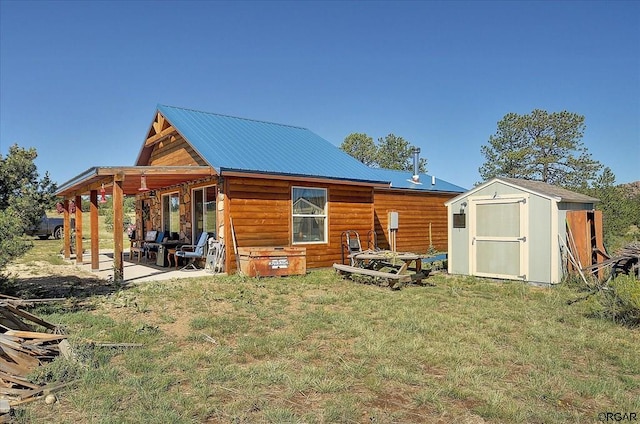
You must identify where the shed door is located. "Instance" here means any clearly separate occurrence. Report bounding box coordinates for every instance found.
[470,197,528,280]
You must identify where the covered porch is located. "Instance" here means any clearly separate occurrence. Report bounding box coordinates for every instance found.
[55,165,216,281]
[73,249,213,284]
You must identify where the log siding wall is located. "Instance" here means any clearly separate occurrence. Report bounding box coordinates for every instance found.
[149,135,208,166]
[224,176,375,271]
[373,190,455,253]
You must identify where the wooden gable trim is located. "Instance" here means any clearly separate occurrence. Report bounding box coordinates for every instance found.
[144,112,177,147]
[145,125,177,147]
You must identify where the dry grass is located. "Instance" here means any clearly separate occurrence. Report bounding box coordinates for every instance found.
[5,244,640,423]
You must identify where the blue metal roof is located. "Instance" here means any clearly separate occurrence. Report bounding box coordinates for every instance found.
[369,168,467,193]
[154,105,387,183]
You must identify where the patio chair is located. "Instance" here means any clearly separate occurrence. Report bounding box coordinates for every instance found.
[205,240,225,274]
[176,232,210,270]
[340,230,362,265]
[145,231,165,261]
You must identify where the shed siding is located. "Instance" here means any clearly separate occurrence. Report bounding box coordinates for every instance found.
[374,190,452,253]
[448,198,470,275]
[528,195,551,283]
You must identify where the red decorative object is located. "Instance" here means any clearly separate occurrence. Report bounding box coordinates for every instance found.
[139,175,150,192]
[99,184,107,204]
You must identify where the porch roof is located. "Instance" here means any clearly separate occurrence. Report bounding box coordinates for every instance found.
[55,165,215,197]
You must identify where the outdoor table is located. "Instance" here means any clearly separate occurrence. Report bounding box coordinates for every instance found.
[349,250,422,275]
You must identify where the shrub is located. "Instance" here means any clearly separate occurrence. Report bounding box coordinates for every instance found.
[593,274,640,326]
[0,210,33,277]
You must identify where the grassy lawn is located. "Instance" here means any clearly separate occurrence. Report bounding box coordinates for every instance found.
[7,243,640,423]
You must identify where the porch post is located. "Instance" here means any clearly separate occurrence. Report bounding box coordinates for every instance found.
[63,199,71,259]
[90,189,100,272]
[75,195,83,264]
[113,175,125,281]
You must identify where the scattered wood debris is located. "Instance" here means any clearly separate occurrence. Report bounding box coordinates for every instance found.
[0,295,72,418]
[583,242,640,279]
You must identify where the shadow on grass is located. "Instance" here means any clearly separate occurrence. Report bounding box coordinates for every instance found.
[0,272,129,307]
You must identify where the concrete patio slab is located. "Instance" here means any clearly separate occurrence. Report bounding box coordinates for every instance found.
[73,250,217,284]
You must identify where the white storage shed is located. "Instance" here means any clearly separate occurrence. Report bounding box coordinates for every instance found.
[445,177,599,285]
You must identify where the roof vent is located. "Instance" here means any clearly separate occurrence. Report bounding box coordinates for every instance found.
[407,147,422,185]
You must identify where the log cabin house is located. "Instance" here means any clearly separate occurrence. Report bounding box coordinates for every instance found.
[55,105,465,280]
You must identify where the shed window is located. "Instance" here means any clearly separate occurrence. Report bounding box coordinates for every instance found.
[292,187,326,244]
[453,213,466,228]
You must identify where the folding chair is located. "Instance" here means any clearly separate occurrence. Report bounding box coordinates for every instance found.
[205,240,225,274]
[176,232,209,270]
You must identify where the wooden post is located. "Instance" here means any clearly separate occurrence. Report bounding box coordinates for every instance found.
[74,195,83,264]
[90,190,99,272]
[113,176,124,281]
[63,199,71,259]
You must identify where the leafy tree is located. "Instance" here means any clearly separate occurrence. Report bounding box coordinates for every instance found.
[376,134,427,172]
[340,133,377,166]
[340,132,427,172]
[0,144,58,275]
[479,109,602,187]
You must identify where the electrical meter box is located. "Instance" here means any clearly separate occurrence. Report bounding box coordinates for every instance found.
[388,211,399,230]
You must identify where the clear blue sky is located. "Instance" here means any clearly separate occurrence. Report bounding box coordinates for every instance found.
[1,1,638,190]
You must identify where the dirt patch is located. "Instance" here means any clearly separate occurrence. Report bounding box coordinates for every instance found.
[2,260,118,300]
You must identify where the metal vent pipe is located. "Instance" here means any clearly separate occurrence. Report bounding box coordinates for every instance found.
[412,147,420,182]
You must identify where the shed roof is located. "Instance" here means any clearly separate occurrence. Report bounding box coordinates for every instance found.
[140,105,387,184]
[370,168,466,193]
[445,177,599,205]
[499,178,599,202]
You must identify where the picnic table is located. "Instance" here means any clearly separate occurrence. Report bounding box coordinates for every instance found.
[333,250,428,289]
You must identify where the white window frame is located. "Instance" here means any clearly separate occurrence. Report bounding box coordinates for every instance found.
[292,186,327,245]
[161,191,180,235]
[191,185,217,242]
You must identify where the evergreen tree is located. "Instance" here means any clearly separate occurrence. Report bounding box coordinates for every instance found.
[479,109,602,187]
[0,144,58,275]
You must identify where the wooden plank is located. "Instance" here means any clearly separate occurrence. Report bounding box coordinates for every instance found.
[0,353,30,377]
[3,331,66,342]
[3,304,56,331]
[352,252,420,261]
[567,211,589,269]
[332,264,411,282]
[0,344,39,371]
[0,304,31,330]
[0,372,40,389]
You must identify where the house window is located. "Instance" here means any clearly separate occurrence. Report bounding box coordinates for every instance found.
[162,192,180,234]
[193,185,217,241]
[292,187,327,244]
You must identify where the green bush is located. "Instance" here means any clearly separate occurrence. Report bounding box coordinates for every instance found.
[593,274,640,326]
[0,210,33,276]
